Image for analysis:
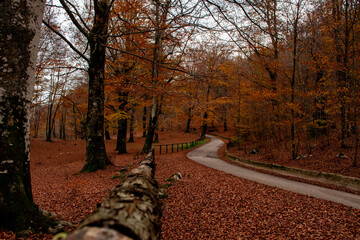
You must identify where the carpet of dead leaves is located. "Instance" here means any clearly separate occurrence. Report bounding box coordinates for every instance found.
[1,131,360,239]
[220,129,360,179]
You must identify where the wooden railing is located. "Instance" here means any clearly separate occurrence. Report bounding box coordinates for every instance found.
[153,138,202,154]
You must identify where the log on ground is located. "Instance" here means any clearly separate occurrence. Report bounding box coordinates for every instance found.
[66,149,163,240]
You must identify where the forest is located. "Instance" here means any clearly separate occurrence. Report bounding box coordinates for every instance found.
[33,0,360,164]
[1,0,360,239]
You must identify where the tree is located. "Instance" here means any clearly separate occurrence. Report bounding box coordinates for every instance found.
[142,0,201,153]
[0,0,57,233]
[44,0,114,172]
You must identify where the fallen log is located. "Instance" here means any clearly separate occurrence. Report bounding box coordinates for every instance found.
[66,149,163,240]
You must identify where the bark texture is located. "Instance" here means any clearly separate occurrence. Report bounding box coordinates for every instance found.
[0,0,56,233]
[66,150,163,240]
[81,0,112,172]
[115,91,129,154]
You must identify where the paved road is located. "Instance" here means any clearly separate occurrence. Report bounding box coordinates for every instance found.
[187,135,360,209]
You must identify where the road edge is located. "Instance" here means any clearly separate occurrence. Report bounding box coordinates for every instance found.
[209,133,360,192]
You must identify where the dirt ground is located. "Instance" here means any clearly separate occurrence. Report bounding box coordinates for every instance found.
[1,130,360,239]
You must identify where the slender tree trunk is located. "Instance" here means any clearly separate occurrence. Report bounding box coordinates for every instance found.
[128,111,134,143]
[291,6,300,160]
[142,0,169,153]
[73,104,78,140]
[46,102,53,141]
[81,1,112,172]
[33,104,41,138]
[142,97,159,153]
[142,106,147,138]
[200,112,208,140]
[185,107,192,133]
[154,120,159,143]
[105,124,111,140]
[200,87,210,140]
[223,104,227,132]
[59,108,66,140]
[116,118,127,153]
[354,103,358,167]
[352,15,358,167]
[0,0,57,233]
[52,119,56,139]
[115,92,129,154]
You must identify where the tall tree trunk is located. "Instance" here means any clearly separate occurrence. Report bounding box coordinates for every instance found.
[200,112,208,140]
[115,92,129,154]
[81,0,112,172]
[290,3,300,160]
[223,104,227,132]
[73,104,78,140]
[142,106,147,137]
[105,124,111,140]
[59,107,66,140]
[185,107,192,133]
[0,0,57,233]
[33,104,41,138]
[142,0,170,153]
[200,87,210,140]
[142,98,159,153]
[116,118,127,153]
[52,119,57,139]
[354,102,358,167]
[46,102,53,141]
[128,111,135,143]
[154,120,159,143]
[332,0,350,150]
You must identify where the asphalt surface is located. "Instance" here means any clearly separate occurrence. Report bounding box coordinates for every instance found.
[186,135,360,209]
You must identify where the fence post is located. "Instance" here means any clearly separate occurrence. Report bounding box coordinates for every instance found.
[159,145,162,154]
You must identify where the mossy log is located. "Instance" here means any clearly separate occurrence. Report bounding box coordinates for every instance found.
[66,149,163,240]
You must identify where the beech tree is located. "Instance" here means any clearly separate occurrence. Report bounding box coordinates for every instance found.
[142,0,202,153]
[44,0,114,172]
[0,0,58,233]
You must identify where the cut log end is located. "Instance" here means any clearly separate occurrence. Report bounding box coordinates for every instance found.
[66,227,133,240]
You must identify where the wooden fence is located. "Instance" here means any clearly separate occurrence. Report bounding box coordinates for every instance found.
[153,138,201,154]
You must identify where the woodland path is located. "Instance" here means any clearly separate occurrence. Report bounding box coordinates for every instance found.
[186,135,360,209]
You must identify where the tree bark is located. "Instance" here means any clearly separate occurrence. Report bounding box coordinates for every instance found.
[142,106,147,138]
[128,111,134,143]
[81,0,112,172]
[66,150,163,240]
[115,92,129,154]
[223,104,227,132]
[105,125,111,140]
[116,118,128,154]
[141,0,171,154]
[0,0,57,233]
[185,107,192,133]
[59,107,66,140]
[200,112,208,140]
[142,98,159,153]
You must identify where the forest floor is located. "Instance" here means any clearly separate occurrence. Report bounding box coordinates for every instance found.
[219,130,360,179]
[1,130,360,239]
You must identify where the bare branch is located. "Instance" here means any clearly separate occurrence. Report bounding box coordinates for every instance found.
[59,0,90,38]
[42,20,90,62]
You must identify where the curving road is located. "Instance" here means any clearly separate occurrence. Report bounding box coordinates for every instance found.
[187,135,360,209]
